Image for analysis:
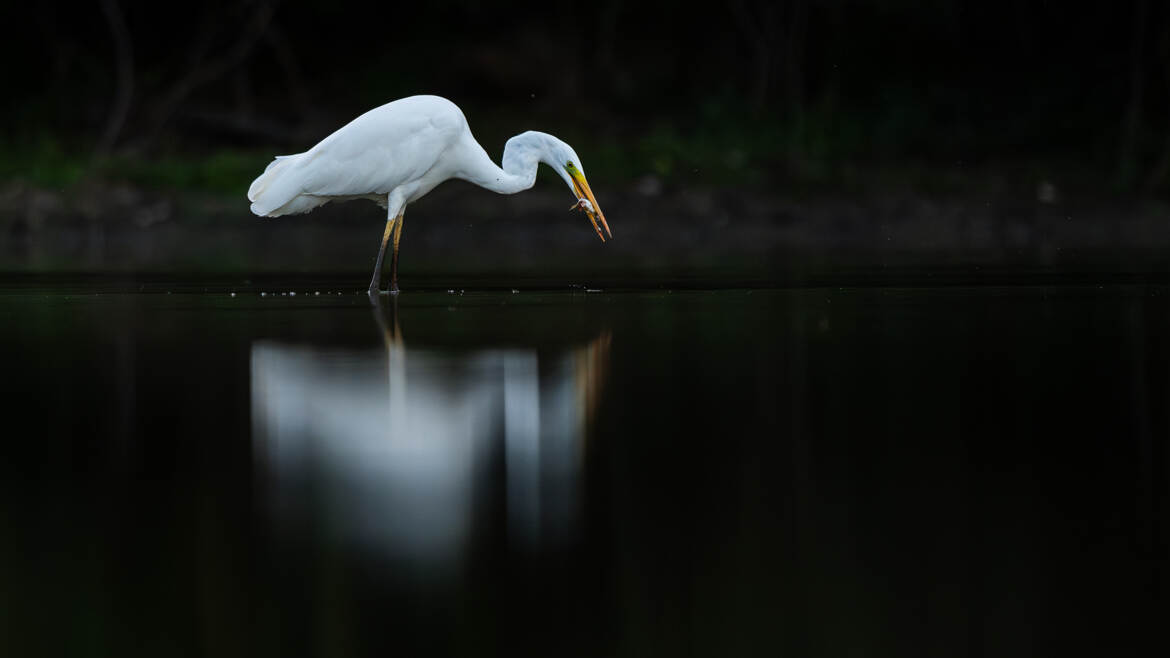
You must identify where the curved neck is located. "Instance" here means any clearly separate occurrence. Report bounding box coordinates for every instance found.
[457,135,540,195]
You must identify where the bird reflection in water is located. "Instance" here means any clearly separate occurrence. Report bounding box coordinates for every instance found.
[250,296,610,576]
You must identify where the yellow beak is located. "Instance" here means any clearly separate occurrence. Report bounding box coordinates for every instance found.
[568,167,612,242]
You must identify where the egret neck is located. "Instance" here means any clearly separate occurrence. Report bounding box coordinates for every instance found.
[455,131,555,195]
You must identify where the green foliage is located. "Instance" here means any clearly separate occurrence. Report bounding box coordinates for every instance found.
[0,136,88,188]
[101,150,266,195]
[0,96,1117,200]
[0,138,270,195]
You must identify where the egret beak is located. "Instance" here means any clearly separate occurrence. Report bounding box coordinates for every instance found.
[567,166,612,242]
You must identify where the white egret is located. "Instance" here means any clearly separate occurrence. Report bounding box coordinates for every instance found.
[247,95,611,295]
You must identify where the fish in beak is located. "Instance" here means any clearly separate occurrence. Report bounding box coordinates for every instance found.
[566,164,612,242]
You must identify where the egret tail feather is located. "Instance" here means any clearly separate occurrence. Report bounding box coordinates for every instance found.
[248,153,319,216]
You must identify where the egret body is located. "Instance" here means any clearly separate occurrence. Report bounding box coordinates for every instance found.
[247,95,611,295]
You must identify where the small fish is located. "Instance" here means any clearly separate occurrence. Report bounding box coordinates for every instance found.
[569,198,594,213]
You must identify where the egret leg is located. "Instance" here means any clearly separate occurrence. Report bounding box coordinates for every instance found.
[389,213,405,295]
[369,214,400,296]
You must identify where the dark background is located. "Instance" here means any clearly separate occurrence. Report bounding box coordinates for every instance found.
[2,4,1169,655]
[3,0,1170,278]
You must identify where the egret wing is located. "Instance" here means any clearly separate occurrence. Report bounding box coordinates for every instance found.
[296,96,466,199]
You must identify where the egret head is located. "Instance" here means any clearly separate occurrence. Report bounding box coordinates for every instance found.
[509,131,612,242]
[549,140,611,242]
[560,157,612,242]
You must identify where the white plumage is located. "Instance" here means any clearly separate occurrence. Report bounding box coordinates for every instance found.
[247,95,611,295]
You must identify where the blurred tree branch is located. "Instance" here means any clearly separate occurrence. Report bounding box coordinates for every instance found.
[143,0,279,150]
[96,0,134,158]
[728,0,775,113]
[264,25,310,118]
[1118,0,1147,187]
[1145,16,1170,189]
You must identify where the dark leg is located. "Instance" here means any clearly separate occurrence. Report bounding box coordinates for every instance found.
[369,216,397,296]
[389,213,405,295]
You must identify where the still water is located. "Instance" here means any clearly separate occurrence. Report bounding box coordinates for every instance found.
[0,278,1166,656]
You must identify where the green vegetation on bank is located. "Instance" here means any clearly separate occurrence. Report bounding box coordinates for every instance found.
[0,138,269,194]
[0,99,1136,201]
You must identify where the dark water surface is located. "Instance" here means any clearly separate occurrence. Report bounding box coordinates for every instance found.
[1,278,1167,656]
